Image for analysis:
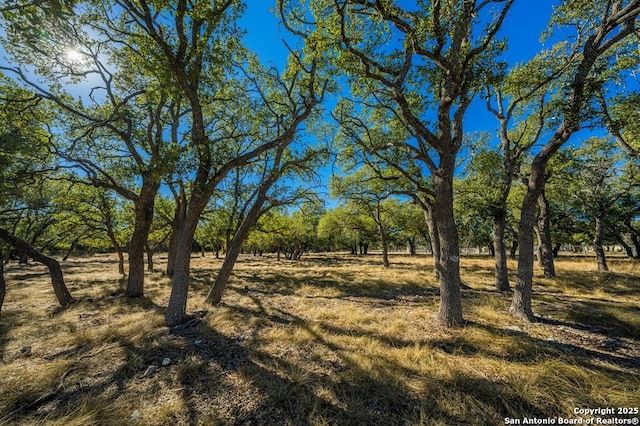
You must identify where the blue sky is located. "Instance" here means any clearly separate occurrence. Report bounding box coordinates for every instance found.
[239,1,560,199]
[245,1,556,125]
[1,2,592,206]
[241,2,556,66]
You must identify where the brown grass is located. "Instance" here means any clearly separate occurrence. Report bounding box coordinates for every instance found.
[0,252,638,425]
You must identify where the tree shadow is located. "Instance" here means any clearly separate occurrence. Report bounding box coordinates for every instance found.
[230,268,440,303]
[4,290,638,425]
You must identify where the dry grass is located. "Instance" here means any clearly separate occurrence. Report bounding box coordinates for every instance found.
[0,252,638,425]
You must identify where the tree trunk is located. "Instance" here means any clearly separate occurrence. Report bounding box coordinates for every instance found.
[432,160,464,327]
[105,216,125,276]
[594,216,609,271]
[535,226,543,267]
[165,196,208,327]
[0,227,74,307]
[552,243,561,257]
[629,231,640,259]
[408,238,416,255]
[167,186,187,277]
[510,187,538,322]
[422,206,441,279]
[62,237,79,261]
[510,239,518,259]
[512,158,559,321]
[0,245,5,318]
[126,180,159,297]
[205,153,282,305]
[493,212,511,291]
[145,243,154,272]
[619,240,634,258]
[375,202,390,268]
[537,190,556,278]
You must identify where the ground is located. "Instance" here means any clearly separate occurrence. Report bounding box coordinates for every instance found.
[0,253,638,425]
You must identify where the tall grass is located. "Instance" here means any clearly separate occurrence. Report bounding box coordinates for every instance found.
[0,252,638,425]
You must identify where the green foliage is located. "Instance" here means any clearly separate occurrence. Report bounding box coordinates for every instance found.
[317,203,378,252]
[555,137,640,247]
[247,207,322,258]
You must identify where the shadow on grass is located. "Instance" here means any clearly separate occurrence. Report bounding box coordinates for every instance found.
[1,315,446,425]
[552,269,640,297]
[4,292,639,425]
[563,300,640,340]
[444,321,640,371]
[228,268,440,303]
[3,254,639,425]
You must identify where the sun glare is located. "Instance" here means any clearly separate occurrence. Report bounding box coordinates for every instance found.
[65,48,84,63]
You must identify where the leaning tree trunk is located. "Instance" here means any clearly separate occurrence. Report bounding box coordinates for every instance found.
[126,179,159,297]
[594,216,609,271]
[206,218,254,305]
[62,237,79,261]
[432,158,464,327]
[205,152,283,305]
[0,227,74,307]
[493,211,511,291]
[619,239,634,258]
[537,190,556,278]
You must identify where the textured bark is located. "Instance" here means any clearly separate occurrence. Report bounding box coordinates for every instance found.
[167,186,187,277]
[493,212,511,291]
[165,211,201,327]
[126,179,159,297]
[433,159,464,327]
[0,227,74,307]
[510,186,537,322]
[0,246,5,318]
[594,216,609,271]
[125,208,150,296]
[165,193,209,327]
[537,190,556,278]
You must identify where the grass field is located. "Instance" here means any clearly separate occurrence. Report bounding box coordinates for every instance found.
[1,253,638,425]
